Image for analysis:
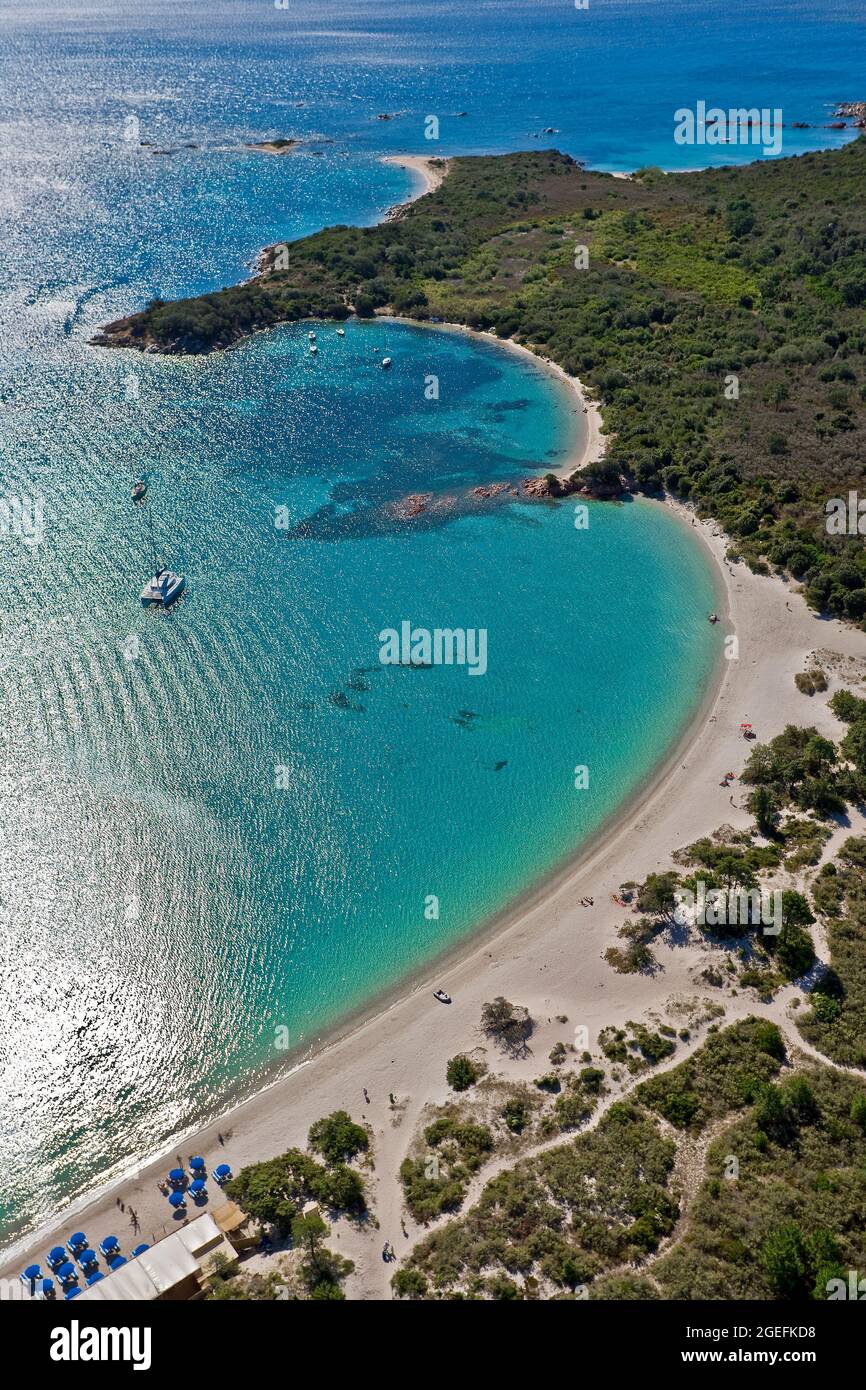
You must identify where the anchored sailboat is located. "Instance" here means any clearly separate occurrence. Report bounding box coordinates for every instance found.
[138,490,185,608]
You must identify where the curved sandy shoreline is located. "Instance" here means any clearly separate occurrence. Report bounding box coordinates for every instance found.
[380,153,449,212]
[5,156,866,1289]
[383,314,606,478]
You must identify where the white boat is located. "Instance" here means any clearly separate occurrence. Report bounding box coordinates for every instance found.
[336,328,345,336]
[141,568,185,608]
[310,344,318,354]
[308,331,316,341]
[381,357,392,369]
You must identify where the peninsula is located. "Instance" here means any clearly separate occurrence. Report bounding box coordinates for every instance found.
[92,140,866,622]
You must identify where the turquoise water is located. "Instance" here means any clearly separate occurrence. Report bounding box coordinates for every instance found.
[0,0,859,1246]
[1,312,720,1241]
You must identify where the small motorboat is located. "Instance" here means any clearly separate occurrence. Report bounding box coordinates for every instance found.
[336,327,345,336]
[310,343,318,355]
[308,331,316,341]
[141,568,185,608]
[433,989,451,1004]
[708,612,719,624]
[131,480,147,503]
[381,357,392,369]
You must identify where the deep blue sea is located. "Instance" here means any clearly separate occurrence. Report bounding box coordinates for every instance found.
[0,0,861,1247]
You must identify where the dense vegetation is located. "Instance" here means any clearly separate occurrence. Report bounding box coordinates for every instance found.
[400,1100,678,1297]
[651,1065,866,1300]
[799,836,866,1067]
[396,1020,866,1299]
[95,141,866,621]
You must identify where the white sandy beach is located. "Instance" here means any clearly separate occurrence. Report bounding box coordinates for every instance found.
[380,153,449,215]
[4,155,866,1301]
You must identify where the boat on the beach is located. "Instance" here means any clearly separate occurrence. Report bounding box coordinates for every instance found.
[140,568,185,607]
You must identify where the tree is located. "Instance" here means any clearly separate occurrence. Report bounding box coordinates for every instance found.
[760,1222,810,1298]
[292,1209,328,1264]
[762,382,790,411]
[841,720,866,775]
[300,1246,354,1300]
[636,871,680,917]
[501,1097,529,1132]
[226,1151,318,1230]
[480,997,533,1054]
[446,1054,480,1092]
[392,1268,429,1300]
[780,1076,818,1125]
[312,1163,366,1213]
[308,1110,368,1165]
[748,784,780,836]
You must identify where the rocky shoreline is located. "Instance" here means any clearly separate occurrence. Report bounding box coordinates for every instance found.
[786,101,866,132]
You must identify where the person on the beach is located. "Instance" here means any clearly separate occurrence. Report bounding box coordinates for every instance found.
[363,1088,370,1104]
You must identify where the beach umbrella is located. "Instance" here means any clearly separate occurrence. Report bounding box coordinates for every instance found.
[39,1278,55,1298]
[189,1178,206,1194]
[109,1255,127,1270]
[131,1244,150,1257]
[48,1246,66,1267]
[78,1249,98,1267]
[57,1262,76,1282]
[214,1163,231,1179]
[65,1287,81,1300]
[86,1271,104,1286]
[189,1156,205,1171]
[168,1190,185,1208]
[168,1167,185,1184]
[99,1236,119,1256]
[22,1264,41,1281]
[67,1232,87,1251]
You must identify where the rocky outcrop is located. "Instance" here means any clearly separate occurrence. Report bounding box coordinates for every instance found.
[470,482,519,501]
[247,138,299,154]
[387,469,631,524]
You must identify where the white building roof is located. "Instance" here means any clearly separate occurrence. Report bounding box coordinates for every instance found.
[78,1214,224,1301]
